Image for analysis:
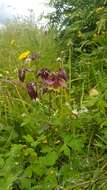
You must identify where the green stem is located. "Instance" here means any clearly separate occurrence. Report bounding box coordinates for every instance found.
[49,91,52,117]
[80,81,85,108]
[68,46,72,101]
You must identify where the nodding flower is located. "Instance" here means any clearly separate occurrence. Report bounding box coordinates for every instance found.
[26,82,38,100]
[18,69,26,82]
[18,68,32,82]
[44,73,66,89]
[37,68,50,80]
[57,68,68,81]
[37,68,68,90]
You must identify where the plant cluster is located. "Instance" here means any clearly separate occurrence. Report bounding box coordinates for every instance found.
[17,50,68,101]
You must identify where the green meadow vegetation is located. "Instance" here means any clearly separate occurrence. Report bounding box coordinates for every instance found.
[0,0,107,189]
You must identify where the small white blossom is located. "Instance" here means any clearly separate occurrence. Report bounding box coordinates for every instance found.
[24,57,32,64]
[56,57,62,62]
[79,106,89,114]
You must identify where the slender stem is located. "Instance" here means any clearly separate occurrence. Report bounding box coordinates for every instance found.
[60,88,63,112]
[80,81,85,108]
[48,91,52,117]
[68,46,72,101]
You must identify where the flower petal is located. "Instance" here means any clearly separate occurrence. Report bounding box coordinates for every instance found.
[18,69,25,82]
[19,50,31,60]
[37,68,50,80]
[58,68,68,81]
[26,82,38,100]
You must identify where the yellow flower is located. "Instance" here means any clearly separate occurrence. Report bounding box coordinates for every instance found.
[19,50,30,60]
[96,7,104,13]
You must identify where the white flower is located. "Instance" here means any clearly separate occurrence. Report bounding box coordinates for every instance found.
[72,109,79,116]
[24,57,32,64]
[79,106,89,114]
[56,57,62,62]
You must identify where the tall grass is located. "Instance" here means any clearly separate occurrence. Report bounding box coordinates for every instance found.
[0,15,107,190]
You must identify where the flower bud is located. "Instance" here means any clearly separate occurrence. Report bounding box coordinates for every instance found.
[18,69,26,82]
[26,82,38,100]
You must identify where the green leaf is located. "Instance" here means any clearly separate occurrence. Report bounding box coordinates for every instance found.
[43,174,58,190]
[60,144,70,157]
[45,151,58,166]
[24,166,32,178]
[20,178,31,189]
[39,151,58,167]
[0,174,16,190]
[40,145,53,153]
[32,164,47,177]
[69,138,84,152]
[24,135,34,144]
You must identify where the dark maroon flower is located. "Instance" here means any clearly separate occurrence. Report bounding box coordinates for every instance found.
[44,73,66,89]
[37,67,67,90]
[37,68,50,80]
[58,68,68,81]
[18,69,26,82]
[26,82,38,100]
[18,68,32,82]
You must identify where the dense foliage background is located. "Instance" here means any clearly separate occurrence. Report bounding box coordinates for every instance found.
[0,0,107,189]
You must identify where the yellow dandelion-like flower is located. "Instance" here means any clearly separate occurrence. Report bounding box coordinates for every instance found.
[19,50,31,60]
[96,7,104,13]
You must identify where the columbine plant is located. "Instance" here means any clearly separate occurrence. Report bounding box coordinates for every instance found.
[37,68,68,90]
[18,51,68,106]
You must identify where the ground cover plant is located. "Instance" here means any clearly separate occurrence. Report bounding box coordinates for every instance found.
[0,0,107,189]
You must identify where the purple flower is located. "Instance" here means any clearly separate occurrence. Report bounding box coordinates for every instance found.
[37,68,50,80]
[44,73,66,89]
[18,69,26,82]
[18,68,32,82]
[37,67,67,90]
[57,68,68,81]
[26,82,38,100]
